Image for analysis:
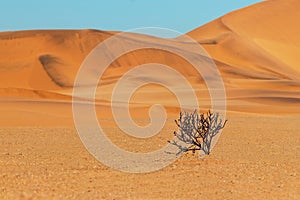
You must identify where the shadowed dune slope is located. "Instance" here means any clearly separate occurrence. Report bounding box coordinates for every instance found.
[0,29,114,90]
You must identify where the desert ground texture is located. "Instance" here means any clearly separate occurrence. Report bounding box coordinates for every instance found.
[0,0,300,199]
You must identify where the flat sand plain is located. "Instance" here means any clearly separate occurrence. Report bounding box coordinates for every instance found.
[0,114,299,199]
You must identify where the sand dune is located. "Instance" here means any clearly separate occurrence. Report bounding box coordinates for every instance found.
[0,1,299,126]
[187,0,300,79]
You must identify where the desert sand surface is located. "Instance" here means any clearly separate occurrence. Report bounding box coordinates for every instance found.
[0,115,299,199]
[0,0,299,199]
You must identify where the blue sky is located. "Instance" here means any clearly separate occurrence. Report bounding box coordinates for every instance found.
[0,0,262,33]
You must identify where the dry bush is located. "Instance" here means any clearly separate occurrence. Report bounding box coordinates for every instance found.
[168,110,227,155]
